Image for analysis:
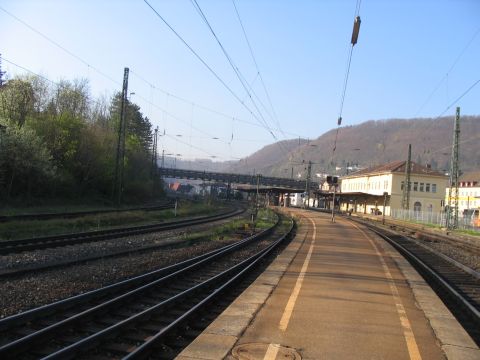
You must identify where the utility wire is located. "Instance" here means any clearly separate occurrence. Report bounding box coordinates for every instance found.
[0,5,121,87]
[2,57,108,110]
[3,57,241,161]
[143,0,275,139]
[415,25,480,117]
[437,78,480,118]
[189,0,276,139]
[331,0,362,161]
[231,0,284,137]
[129,69,300,138]
[0,4,296,140]
[189,0,292,160]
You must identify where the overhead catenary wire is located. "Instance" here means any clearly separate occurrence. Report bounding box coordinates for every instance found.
[331,0,362,163]
[0,5,121,87]
[129,69,301,138]
[143,0,278,142]
[0,3,301,142]
[2,57,110,111]
[188,0,292,160]
[3,57,241,161]
[188,0,277,141]
[231,0,284,138]
[2,1,310,161]
[415,25,480,117]
[436,78,480,118]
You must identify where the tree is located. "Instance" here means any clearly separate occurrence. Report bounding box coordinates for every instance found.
[0,77,35,127]
[0,118,55,199]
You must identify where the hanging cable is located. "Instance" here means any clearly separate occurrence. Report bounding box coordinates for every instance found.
[189,0,293,160]
[189,0,276,139]
[0,5,121,86]
[331,0,362,162]
[415,25,480,117]
[143,0,277,139]
[231,0,284,138]
[437,78,480,118]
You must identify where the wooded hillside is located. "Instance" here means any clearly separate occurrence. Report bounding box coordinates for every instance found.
[224,116,480,178]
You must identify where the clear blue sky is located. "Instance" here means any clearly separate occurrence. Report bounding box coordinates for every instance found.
[1,0,479,161]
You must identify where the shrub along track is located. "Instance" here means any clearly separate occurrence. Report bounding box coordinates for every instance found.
[0,213,294,359]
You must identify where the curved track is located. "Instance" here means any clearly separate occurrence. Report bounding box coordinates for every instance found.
[351,218,480,344]
[0,214,294,359]
[0,208,244,255]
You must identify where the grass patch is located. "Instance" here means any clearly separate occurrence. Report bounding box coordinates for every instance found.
[0,201,225,241]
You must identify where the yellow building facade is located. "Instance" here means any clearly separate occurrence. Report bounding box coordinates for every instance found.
[444,171,480,215]
[340,161,448,216]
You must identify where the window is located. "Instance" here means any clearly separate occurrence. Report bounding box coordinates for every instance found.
[413,182,418,191]
[401,181,404,190]
[432,184,437,193]
[420,183,424,192]
[426,183,430,192]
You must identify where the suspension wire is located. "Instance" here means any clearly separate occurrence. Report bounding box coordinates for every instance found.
[331,0,362,167]
[143,0,276,140]
[189,0,293,160]
[189,0,276,138]
[1,2,299,140]
[2,2,308,161]
[129,69,300,138]
[415,25,480,117]
[2,57,110,110]
[231,0,284,137]
[436,78,480,118]
[0,5,121,87]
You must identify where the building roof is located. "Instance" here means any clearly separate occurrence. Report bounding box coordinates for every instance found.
[344,160,445,178]
[459,171,480,182]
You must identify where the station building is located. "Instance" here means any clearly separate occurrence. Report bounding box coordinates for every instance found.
[339,161,448,216]
[445,171,480,216]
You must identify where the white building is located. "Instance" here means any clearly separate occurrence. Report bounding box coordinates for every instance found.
[339,161,448,216]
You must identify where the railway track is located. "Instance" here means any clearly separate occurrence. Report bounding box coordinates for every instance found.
[0,214,294,359]
[356,214,480,255]
[0,208,244,255]
[0,201,175,223]
[356,220,480,345]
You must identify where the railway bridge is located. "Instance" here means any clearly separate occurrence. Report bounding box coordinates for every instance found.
[159,167,318,191]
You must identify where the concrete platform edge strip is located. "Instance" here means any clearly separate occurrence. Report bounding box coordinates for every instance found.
[176,213,307,360]
[376,234,480,360]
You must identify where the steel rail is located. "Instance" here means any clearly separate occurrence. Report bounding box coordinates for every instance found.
[0,200,174,223]
[124,218,294,359]
[367,225,480,326]
[0,217,279,358]
[0,207,244,255]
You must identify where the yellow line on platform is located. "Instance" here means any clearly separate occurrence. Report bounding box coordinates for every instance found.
[278,216,316,331]
[263,343,281,360]
[351,222,422,360]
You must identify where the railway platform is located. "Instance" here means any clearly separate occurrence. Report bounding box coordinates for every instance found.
[176,208,479,360]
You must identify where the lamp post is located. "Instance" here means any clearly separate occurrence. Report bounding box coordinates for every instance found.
[382,191,388,225]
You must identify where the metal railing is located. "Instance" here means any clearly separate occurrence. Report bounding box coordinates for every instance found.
[390,208,480,232]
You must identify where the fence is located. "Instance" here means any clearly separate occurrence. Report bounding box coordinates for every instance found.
[390,208,480,232]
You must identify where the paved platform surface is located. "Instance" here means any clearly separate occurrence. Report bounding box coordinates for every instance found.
[176,208,479,360]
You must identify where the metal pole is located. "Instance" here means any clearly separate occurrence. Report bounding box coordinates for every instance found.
[256,174,260,210]
[447,107,461,229]
[382,192,387,225]
[331,185,336,222]
[113,67,129,206]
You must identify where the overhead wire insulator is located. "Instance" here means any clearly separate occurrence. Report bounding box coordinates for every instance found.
[351,16,361,46]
